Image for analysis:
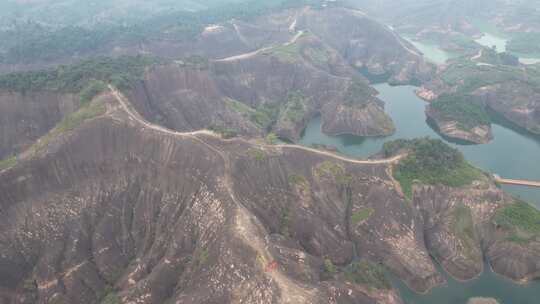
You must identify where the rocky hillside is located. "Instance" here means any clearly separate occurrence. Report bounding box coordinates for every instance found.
[0,4,434,85]
[417,50,540,143]
[0,86,538,304]
[0,91,79,160]
[125,32,396,142]
[0,3,437,148]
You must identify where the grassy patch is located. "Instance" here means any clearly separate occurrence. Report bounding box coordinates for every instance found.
[280,91,307,123]
[320,257,338,280]
[508,33,540,55]
[391,138,485,199]
[344,260,391,290]
[265,42,302,63]
[0,156,17,170]
[100,292,121,304]
[315,161,353,185]
[344,78,374,107]
[225,98,254,115]
[431,94,490,130]
[382,139,413,157]
[438,56,540,97]
[288,174,307,186]
[250,103,279,130]
[248,148,266,161]
[280,207,291,237]
[79,80,106,104]
[451,204,478,256]
[195,248,209,267]
[316,161,344,177]
[208,125,237,139]
[494,201,540,243]
[57,101,106,132]
[304,45,330,65]
[351,207,374,225]
[265,133,278,145]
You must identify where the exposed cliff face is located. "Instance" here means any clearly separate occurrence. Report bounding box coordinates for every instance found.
[426,106,493,144]
[126,32,395,142]
[473,82,540,135]
[0,92,408,304]
[412,180,540,284]
[0,90,78,159]
[419,58,540,138]
[1,89,537,304]
[321,102,395,137]
[413,182,501,280]
[297,7,434,85]
[127,64,262,137]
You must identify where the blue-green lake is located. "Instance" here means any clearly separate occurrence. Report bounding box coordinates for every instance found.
[299,84,540,304]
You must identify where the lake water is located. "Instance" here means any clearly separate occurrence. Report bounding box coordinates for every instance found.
[299,84,540,303]
[300,84,540,208]
[475,32,508,53]
[406,39,454,64]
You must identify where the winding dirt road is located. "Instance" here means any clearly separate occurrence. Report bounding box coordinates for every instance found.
[110,85,320,303]
[214,29,305,62]
[108,85,404,166]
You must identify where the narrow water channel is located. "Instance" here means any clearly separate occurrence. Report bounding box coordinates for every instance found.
[299,84,540,303]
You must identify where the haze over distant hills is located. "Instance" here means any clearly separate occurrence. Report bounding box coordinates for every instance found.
[0,1,539,304]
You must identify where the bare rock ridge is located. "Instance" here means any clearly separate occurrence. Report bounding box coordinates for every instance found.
[0,88,538,304]
[418,50,540,143]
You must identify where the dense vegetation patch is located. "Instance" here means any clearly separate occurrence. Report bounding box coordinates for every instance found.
[250,103,280,130]
[315,161,353,185]
[208,125,238,139]
[439,57,540,95]
[430,94,490,130]
[0,156,17,171]
[507,33,540,55]
[79,80,107,104]
[344,260,391,290]
[280,207,292,237]
[474,49,519,66]
[288,174,308,186]
[351,207,374,225]
[0,55,161,93]
[247,148,266,161]
[0,0,329,64]
[100,292,121,304]
[344,78,375,106]
[494,201,540,243]
[387,138,485,199]
[280,91,307,123]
